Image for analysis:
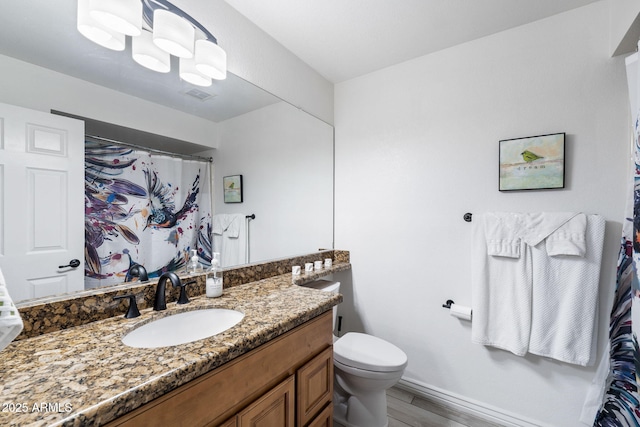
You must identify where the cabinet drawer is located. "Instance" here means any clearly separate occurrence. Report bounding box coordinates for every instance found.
[237,375,295,427]
[306,403,333,427]
[297,346,333,426]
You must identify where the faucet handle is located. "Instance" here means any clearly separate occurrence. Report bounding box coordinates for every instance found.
[114,294,141,318]
[177,280,196,305]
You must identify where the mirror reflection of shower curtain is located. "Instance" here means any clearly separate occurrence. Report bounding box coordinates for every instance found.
[84,141,212,288]
[591,45,640,426]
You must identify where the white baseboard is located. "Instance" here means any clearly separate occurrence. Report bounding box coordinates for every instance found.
[396,377,551,427]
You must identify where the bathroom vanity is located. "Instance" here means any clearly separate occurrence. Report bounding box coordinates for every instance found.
[0,252,349,427]
[107,312,333,427]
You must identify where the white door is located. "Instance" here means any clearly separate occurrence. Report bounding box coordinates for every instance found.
[0,102,84,303]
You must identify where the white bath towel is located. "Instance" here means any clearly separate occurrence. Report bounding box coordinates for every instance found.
[483,211,582,258]
[517,212,582,248]
[579,343,610,424]
[212,213,247,267]
[471,213,533,356]
[528,214,605,366]
[0,268,23,352]
[472,211,602,365]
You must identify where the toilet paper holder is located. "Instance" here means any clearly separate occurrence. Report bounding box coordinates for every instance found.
[442,299,455,309]
[442,299,473,321]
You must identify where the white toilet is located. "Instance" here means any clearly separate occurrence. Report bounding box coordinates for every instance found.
[303,280,408,427]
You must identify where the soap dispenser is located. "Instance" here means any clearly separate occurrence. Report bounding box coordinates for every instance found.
[185,249,203,274]
[206,252,223,298]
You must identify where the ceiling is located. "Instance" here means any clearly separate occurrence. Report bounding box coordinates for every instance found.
[224,0,601,83]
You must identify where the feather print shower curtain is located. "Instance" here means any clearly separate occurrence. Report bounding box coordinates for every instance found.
[593,49,640,425]
[84,141,212,288]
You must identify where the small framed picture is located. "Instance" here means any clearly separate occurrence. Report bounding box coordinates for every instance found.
[223,175,243,203]
[499,133,565,191]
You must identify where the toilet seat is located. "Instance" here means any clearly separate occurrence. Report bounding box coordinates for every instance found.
[334,332,408,372]
[334,358,404,381]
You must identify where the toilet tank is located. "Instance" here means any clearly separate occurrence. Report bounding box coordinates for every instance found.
[301,280,341,330]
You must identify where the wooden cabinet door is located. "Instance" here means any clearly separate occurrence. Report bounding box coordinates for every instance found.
[237,376,295,427]
[297,346,333,426]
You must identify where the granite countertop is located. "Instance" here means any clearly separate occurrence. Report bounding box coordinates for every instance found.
[0,274,343,427]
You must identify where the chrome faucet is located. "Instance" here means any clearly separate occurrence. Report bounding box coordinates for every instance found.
[153,272,182,311]
[126,264,149,282]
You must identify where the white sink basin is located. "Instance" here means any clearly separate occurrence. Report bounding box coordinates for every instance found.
[122,308,244,348]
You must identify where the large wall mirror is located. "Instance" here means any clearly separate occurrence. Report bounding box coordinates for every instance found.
[0,0,334,303]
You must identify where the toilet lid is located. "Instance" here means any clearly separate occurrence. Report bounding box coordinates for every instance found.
[334,332,408,372]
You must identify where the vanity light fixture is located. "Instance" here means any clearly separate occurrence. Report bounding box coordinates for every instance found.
[153,8,194,58]
[132,29,170,73]
[179,56,212,87]
[195,39,227,81]
[77,0,126,51]
[77,0,227,87]
[89,0,142,36]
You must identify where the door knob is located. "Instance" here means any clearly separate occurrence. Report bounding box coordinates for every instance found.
[59,259,81,269]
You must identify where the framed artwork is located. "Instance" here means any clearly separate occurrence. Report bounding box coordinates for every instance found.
[223,175,243,203]
[499,133,565,191]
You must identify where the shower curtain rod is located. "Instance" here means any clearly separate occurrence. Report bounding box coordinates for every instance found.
[85,134,213,163]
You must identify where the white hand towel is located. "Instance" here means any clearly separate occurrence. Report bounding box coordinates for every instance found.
[0,268,23,352]
[212,214,225,235]
[484,212,522,258]
[528,214,605,366]
[213,214,247,267]
[545,213,587,257]
[212,214,240,237]
[224,215,240,239]
[471,213,533,356]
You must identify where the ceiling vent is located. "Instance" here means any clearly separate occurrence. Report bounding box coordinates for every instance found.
[184,88,216,101]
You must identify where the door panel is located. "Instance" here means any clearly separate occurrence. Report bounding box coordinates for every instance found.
[28,275,69,299]
[0,102,84,302]
[237,376,295,427]
[297,346,333,426]
[28,168,68,251]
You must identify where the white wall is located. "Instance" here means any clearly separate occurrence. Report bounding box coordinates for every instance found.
[211,101,334,264]
[334,3,629,426]
[0,54,220,148]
